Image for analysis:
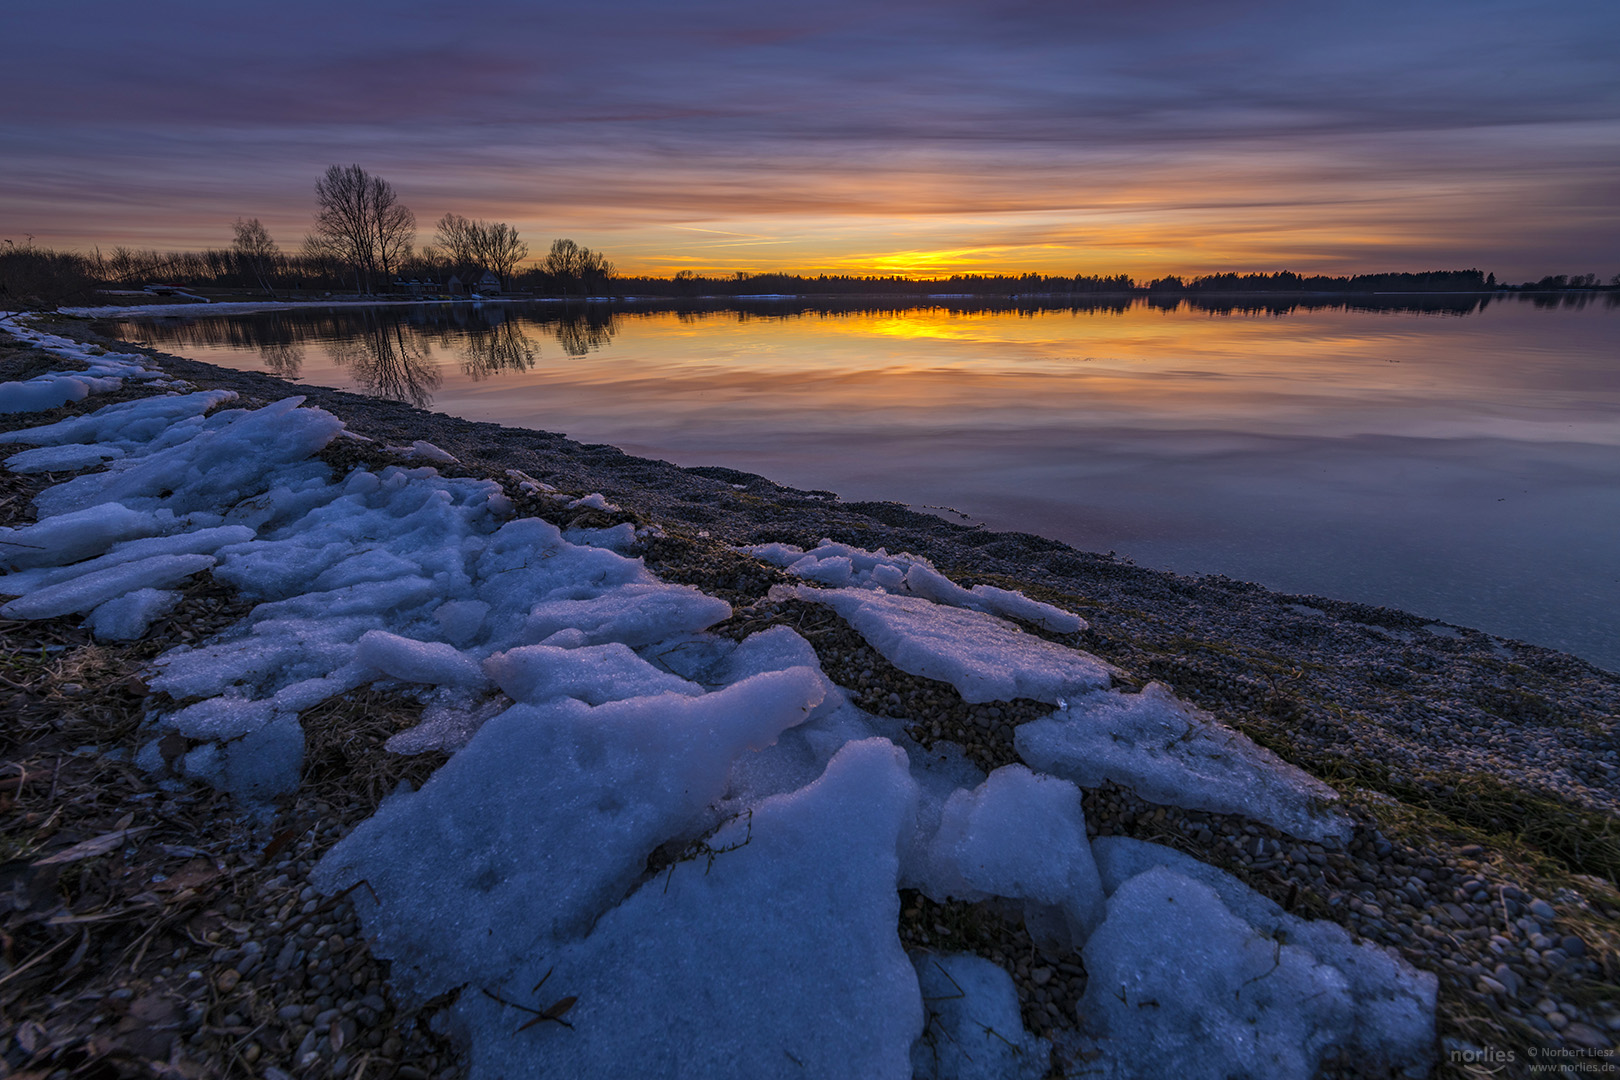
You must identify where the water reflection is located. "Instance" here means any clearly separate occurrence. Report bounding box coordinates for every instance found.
[554,308,619,358]
[458,310,539,380]
[117,294,1620,670]
[323,315,442,408]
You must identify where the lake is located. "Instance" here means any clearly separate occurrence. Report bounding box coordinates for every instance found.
[111,293,1620,672]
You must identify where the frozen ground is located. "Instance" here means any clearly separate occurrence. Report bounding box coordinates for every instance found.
[0,320,1440,1077]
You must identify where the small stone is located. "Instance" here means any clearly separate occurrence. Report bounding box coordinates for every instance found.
[1547,1012,1570,1030]
[1477,976,1507,996]
[216,969,241,993]
[1529,899,1557,921]
[1561,935,1586,957]
[1564,1024,1613,1050]
[1492,964,1521,998]
[1031,967,1053,986]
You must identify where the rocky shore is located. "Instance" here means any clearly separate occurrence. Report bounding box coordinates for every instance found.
[1,312,1616,1079]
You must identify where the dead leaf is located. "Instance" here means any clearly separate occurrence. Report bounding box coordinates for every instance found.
[31,827,151,866]
[159,858,219,893]
[260,826,301,862]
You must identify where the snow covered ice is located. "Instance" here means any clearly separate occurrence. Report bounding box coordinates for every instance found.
[749,539,1086,632]
[1072,845,1437,1079]
[795,586,1115,704]
[0,324,1437,1078]
[1016,682,1350,843]
[912,953,1049,1080]
[447,739,924,1080]
[918,765,1105,951]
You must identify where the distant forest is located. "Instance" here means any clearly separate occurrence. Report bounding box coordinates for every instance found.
[5,240,1617,312]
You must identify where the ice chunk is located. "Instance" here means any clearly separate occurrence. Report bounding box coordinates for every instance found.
[452,738,923,1080]
[1075,864,1434,1080]
[0,389,235,447]
[966,584,1085,634]
[800,587,1112,704]
[1078,867,1351,1079]
[1015,683,1349,843]
[921,766,1105,949]
[899,741,988,892]
[1089,837,1437,1075]
[565,492,619,511]
[0,503,167,572]
[433,598,489,646]
[523,583,732,648]
[408,439,456,463]
[162,696,278,740]
[0,553,214,619]
[747,539,1087,632]
[791,552,854,586]
[32,397,343,518]
[562,522,637,552]
[86,587,180,641]
[4,443,125,473]
[384,698,508,755]
[0,374,105,414]
[216,712,304,800]
[355,630,488,689]
[483,641,701,705]
[3,525,254,594]
[912,952,1050,1080]
[313,666,826,999]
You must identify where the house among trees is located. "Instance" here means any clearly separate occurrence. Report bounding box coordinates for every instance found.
[447,269,502,296]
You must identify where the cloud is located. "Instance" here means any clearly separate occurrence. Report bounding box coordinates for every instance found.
[3,0,1617,276]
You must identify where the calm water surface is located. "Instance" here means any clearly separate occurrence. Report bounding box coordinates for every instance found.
[115,296,1620,671]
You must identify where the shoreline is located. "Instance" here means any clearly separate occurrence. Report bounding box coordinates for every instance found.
[2,313,1617,1076]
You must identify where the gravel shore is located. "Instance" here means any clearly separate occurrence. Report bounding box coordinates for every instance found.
[2,313,1616,1079]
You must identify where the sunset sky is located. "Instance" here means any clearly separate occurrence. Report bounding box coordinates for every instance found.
[4,0,1617,280]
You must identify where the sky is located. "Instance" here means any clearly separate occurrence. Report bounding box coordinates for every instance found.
[3,0,1617,280]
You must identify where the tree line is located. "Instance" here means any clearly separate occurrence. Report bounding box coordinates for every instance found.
[3,162,1617,309]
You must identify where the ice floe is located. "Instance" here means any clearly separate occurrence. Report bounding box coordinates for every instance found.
[793,586,1115,704]
[913,952,1050,1080]
[748,539,1085,632]
[1016,682,1350,843]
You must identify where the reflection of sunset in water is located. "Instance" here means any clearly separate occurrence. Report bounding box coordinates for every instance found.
[119,297,1620,670]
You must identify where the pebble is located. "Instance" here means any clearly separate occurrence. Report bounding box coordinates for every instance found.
[1529,899,1558,921]
[1565,1023,1614,1050]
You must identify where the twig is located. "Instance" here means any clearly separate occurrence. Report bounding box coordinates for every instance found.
[0,933,77,990]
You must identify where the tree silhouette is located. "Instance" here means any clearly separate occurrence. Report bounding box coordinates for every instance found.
[308,165,415,294]
[542,239,615,299]
[231,218,279,297]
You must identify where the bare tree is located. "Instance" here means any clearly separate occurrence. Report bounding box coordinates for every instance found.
[434,213,480,277]
[435,213,529,289]
[310,165,415,294]
[476,222,528,289]
[231,218,280,297]
[542,238,615,299]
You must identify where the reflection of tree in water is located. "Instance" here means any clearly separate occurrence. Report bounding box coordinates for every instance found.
[258,340,305,378]
[328,316,441,408]
[552,308,619,357]
[460,316,539,380]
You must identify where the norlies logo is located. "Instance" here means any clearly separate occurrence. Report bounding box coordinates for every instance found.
[1449,1046,1515,1074]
